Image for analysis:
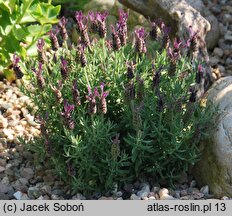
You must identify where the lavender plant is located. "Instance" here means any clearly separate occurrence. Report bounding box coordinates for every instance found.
[20,10,215,195]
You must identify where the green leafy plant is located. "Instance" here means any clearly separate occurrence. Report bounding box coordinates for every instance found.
[20,10,215,195]
[0,0,60,81]
[50,0,89,11]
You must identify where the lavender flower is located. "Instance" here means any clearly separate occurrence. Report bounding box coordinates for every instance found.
[72,80,81,106]
[187,26,199,57]
[116,9,128,46]
[37,38,46,63]
[50,80,63,104]
[167,47,179,76]
[111,25,121,51]
[12,54,24,79]
[134,28,147,54]
[49,27,59,51]
[32,62,45,89]
[98,83,109,114]
[59,16,68,41]
[196,64,204,84]
[37,38,45,52]
[61,99,75,130]
[96,11,108,38]
[149,21,158,41]
[38,114,51,155]
[86,86,99,114]
[60,57,69,80]
[125,82,135,102]
[152,65,163,90]
[105,40,112,50]
[75,11,87,33]
[189,86,197,103]
[126,61,136,80]
[75,11,90,48]
[161,26,171,50]
[88,11,98,34]
[156,90,164,112]
[173,38,184,57]
[76,44,87,67]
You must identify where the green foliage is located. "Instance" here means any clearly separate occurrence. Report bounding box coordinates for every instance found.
[21,11,215,195]
[51,0,89,11]
[0,0,60,80]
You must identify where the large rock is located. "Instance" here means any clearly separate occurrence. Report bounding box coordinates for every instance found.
[193,76,232,198]
[118,0,214,90]
[186,0,220,50]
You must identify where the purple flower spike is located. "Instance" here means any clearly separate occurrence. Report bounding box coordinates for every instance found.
[13,54,20,65]
[63,99,74,114]
[38,62,43,73]
[59,16,68,27]
[161,25,171,49]
[75,11,90,47]
[96,11,108,38]
[38,114,51,155]
[75,11,88,32]
[32,62,45,89]
[111,25,121,51]
[188,26,199,42]
[61,99,75,130]
[60,57,69,80]
[86,86,98,114]
[12,54,23,79]
[150,21,158,41]
[88,11,95,22]
[37,38,45,52]
[167,47,178,76]
[134,28,147,54]
[98,83,109,114]
[50,80,63,104]
[196,64,204,84]
[72,80,81,106]
[187,26,199,57]
[37,38,46,63]
[173,38,182,50]
[168,47,179,62]
[88,11,98,34]
[198,64,203,72]
[117,9,128,46]
[49,27,59,50]
[59,16,68,41]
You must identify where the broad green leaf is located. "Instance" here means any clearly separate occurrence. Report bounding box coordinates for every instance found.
[13,24,30,40]
[0,10,12,35]
[20,0,33,15]
[26,24,51,37]
[3,68,16,82]
[30,3,60,25]
[20,13,37,24]
[0,0,16,14]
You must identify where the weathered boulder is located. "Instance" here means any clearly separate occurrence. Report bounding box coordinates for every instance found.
[186,0,220,50]
[118,0,214,90]
[193,76,232,198]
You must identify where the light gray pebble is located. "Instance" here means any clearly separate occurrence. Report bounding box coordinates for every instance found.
[130,194,140,200]
[200,185,209,195]
[20,167,34,180]
[13,191,29,200]
[0,182,10,193]
[71,193,86,200]
[160,194,175,200]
